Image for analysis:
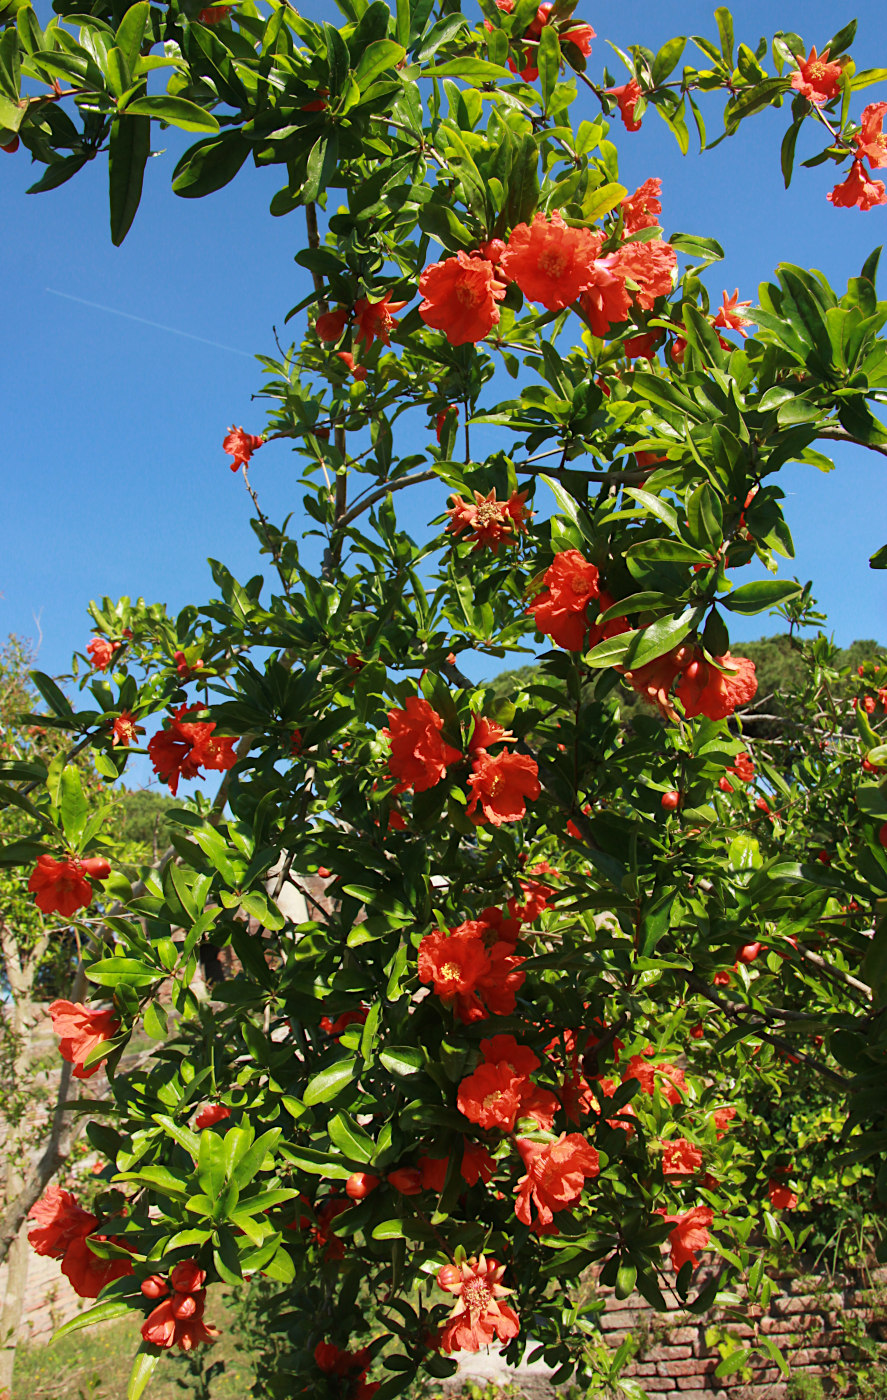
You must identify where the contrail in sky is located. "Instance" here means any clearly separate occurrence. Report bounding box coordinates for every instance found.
[45,287,255,358]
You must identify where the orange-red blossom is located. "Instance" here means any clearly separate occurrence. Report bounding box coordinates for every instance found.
[437,1255,520,1353]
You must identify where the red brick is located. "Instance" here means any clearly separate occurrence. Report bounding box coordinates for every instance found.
[644,1345,694,1362]
[633,1381,677,1393]
[675,1380,711,1392]
[664,1359,718,1377]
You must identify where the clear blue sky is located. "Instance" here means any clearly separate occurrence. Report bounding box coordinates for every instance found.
[2,0,886,716]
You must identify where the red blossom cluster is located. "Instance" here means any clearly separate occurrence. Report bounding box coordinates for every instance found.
[382,697,540,825]
[622,1051,687,1105]
[527,548,627,652]
[418,912,525,1023]
[194,1102,230,1129]
[141,1260,219,1351]
[829,103,887,209]
[656,1205,714,1272]
[446,487,532,551]
[514,1132,600,1232]
[314,1340,379,1399]
[457,1034,557,1131]
[622,641,757,722]
[28,1186,133,1298]
[719,749,755,793]
[418,188,677,347]
[436,1255,520,1354]
[50,999,120,1078]
[147,705,238,795]
[488,1,594,83]
[28,853,110,916]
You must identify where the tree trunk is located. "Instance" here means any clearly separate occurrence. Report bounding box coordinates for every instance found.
[0,1218,28,1397]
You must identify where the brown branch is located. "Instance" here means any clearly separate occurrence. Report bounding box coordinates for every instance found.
[332,470,437,532]
[816,427,887,461]
[681,971,851,1087]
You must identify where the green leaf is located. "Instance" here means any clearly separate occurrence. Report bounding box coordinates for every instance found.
[122,95,220,133]
[30,670,73,718]
[537,22,559,110]
[278,1143,354,1178]
[303,1057,356,1105]
[0,26,21,104]
[59,766,88,846]
[652,35,685,84]
[620,607,703,671]
[380,1045,424,1077]
[87,958,160,987]
[126,1344,159,1400]
[715,8,734,65]
[303,131,339,203]
[153,1114,200,1157]
[109,114,149,245]
[354,39,405,90]
[52,1298,134,1343]
[781,118,801,188]
[116,1,149,74]
[722,578,802,614]
[424,58,513,81]
[172,131,249,198]
[329,1110,375,1162]
[197,1130,227,1198]
[580,180,626,221]
[870,543,887,569]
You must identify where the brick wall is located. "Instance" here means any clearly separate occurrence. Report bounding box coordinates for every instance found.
[596,1264,887,1398]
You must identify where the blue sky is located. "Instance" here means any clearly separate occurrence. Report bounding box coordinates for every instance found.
[2,0,886,734]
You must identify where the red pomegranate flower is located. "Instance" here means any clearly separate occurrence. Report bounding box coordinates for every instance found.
[28,1186,96,1259]
[675,651,758,720]
[28,854,107,917]
[528,549,601,650]
[514,1133,600,1231]
[50,1000,120,1079]
[457,1062,526,1131]
[791,46,842,105]
[461,1139,496,1186]
[382,695,462,793]
[418,928,491,1021]
[856,102,887,168]
[621,645,692,721]
[141,1261,219,1351]
[112,710,143,747]
[86,637,120,671]
[467,750,541,826]
[147,705,238,796]
[622,177,662,233]
[353,292,408,346]
[500,212,598,312]
[610,79,643,131]
[609,238,677,310]
[728,750,755,782]
[661,1138,704,1175]
[827,158,887,210]
[223,425,264,471]
[658,1205,714,1273]
[437,1255,520,1354]
[418,252,505,345]
[713,289,755,338]
[446,488,531,551]
[768,1173,798,1209]
[622,1054,686,1105]
[62,1231,134,1298]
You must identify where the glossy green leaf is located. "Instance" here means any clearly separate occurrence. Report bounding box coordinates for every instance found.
[123,95,220,133]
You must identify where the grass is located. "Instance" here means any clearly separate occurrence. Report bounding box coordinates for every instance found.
[11,1301,252,1400]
